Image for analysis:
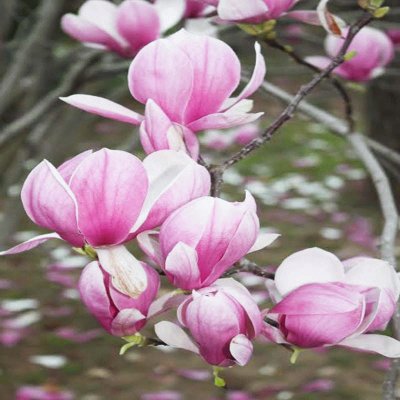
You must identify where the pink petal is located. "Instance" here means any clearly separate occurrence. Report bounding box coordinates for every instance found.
[154,321,199,353]
[70,149,148,246]
[214,278,263,337]
[247,232,280,253]
[116,0,160,55]
[21,160,82,246]
[57,150,93,183]
[188,100,263,131]
[304,56,332,71]
[111,308,146,336]
[79,0,125,45]
[137,231,163,266]
[274,247,345,296]
[60,95,143,125]
[128,38,194,123]
[133,150,210,233]
[147,291,188,318]
[169,29,241,124]
[79,261,114,332]
[153,0,186,31]
[0,233,62,256]
[339,334,400,358]
[229,334,253,366]
[140,100,199,159]
[222,42,266,110]
[164,242,201,290]
[217,0,268,21]
[61,14,125,54]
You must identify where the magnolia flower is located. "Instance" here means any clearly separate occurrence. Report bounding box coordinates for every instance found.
[79,261,160,336]
[138,192,279,290]
[155,279,262,366]
[61,0,185,58]
[306,26,394,81]
[387,28,400,47]
[263,248,400,357]
[61,29,266,157]
[201,0,299,23]
[1,149,210,297]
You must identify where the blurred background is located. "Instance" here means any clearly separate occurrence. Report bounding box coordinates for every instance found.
[1,0,400,399]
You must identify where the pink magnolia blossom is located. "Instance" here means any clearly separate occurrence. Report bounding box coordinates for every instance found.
[155,278,262,366]
[61,0,185,58]
[16,386,73,400]
[306,26,394,81]
[0,149,210,297]
[61,29,266,157]
[263,248,400,357]
[138,192,279,290]
[200,0,299,23]
[79,261,160,336]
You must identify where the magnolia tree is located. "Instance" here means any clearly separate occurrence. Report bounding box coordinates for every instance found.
[2,0,400,398]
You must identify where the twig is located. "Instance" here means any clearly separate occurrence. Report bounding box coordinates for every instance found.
[224,259,275,280]
[264,37,355,131]
[221,12,373,171]
[257,80,400,167]
[0,0,65,117]
[0,51,101,150]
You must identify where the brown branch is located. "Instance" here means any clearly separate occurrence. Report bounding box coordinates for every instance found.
[0,51,101,150]
[264,37,355,132]
[221,12,373,171]
[0,0,65,117]
[224,259,275,280]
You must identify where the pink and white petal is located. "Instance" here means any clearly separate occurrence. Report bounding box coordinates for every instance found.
[271,283,363,316]
[60,95,143,125]
[61,14,123,51]
[147,291,188,318]
[116,0,160,55]
[165,242,201,289]
[21,160,82,246]
[137,231,163,266]
[154,321,199,353]
[128,39,193,123]
[70,149,148,246]
[248,232,280,254]
[111,309,146,336]
[79,0,127,45]
[132,150,210,233]
[344,258,400,300]
[169,30,241,123]
[153,0,186,32]
[229,334,253,366]
[188,101,263,132]
[57,150,93,184]
[304,56,332,71]
[97,245,148,298]
[221,42,266,110]
[261,319,288,344]
[274,247,345,297]
[339,334,400,358]
[214,278,263,337]
[0,232,62,256]
[79,261,114,331]
[217,0,268,21]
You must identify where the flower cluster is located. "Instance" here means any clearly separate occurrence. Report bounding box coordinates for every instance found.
[2,0,400,382]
